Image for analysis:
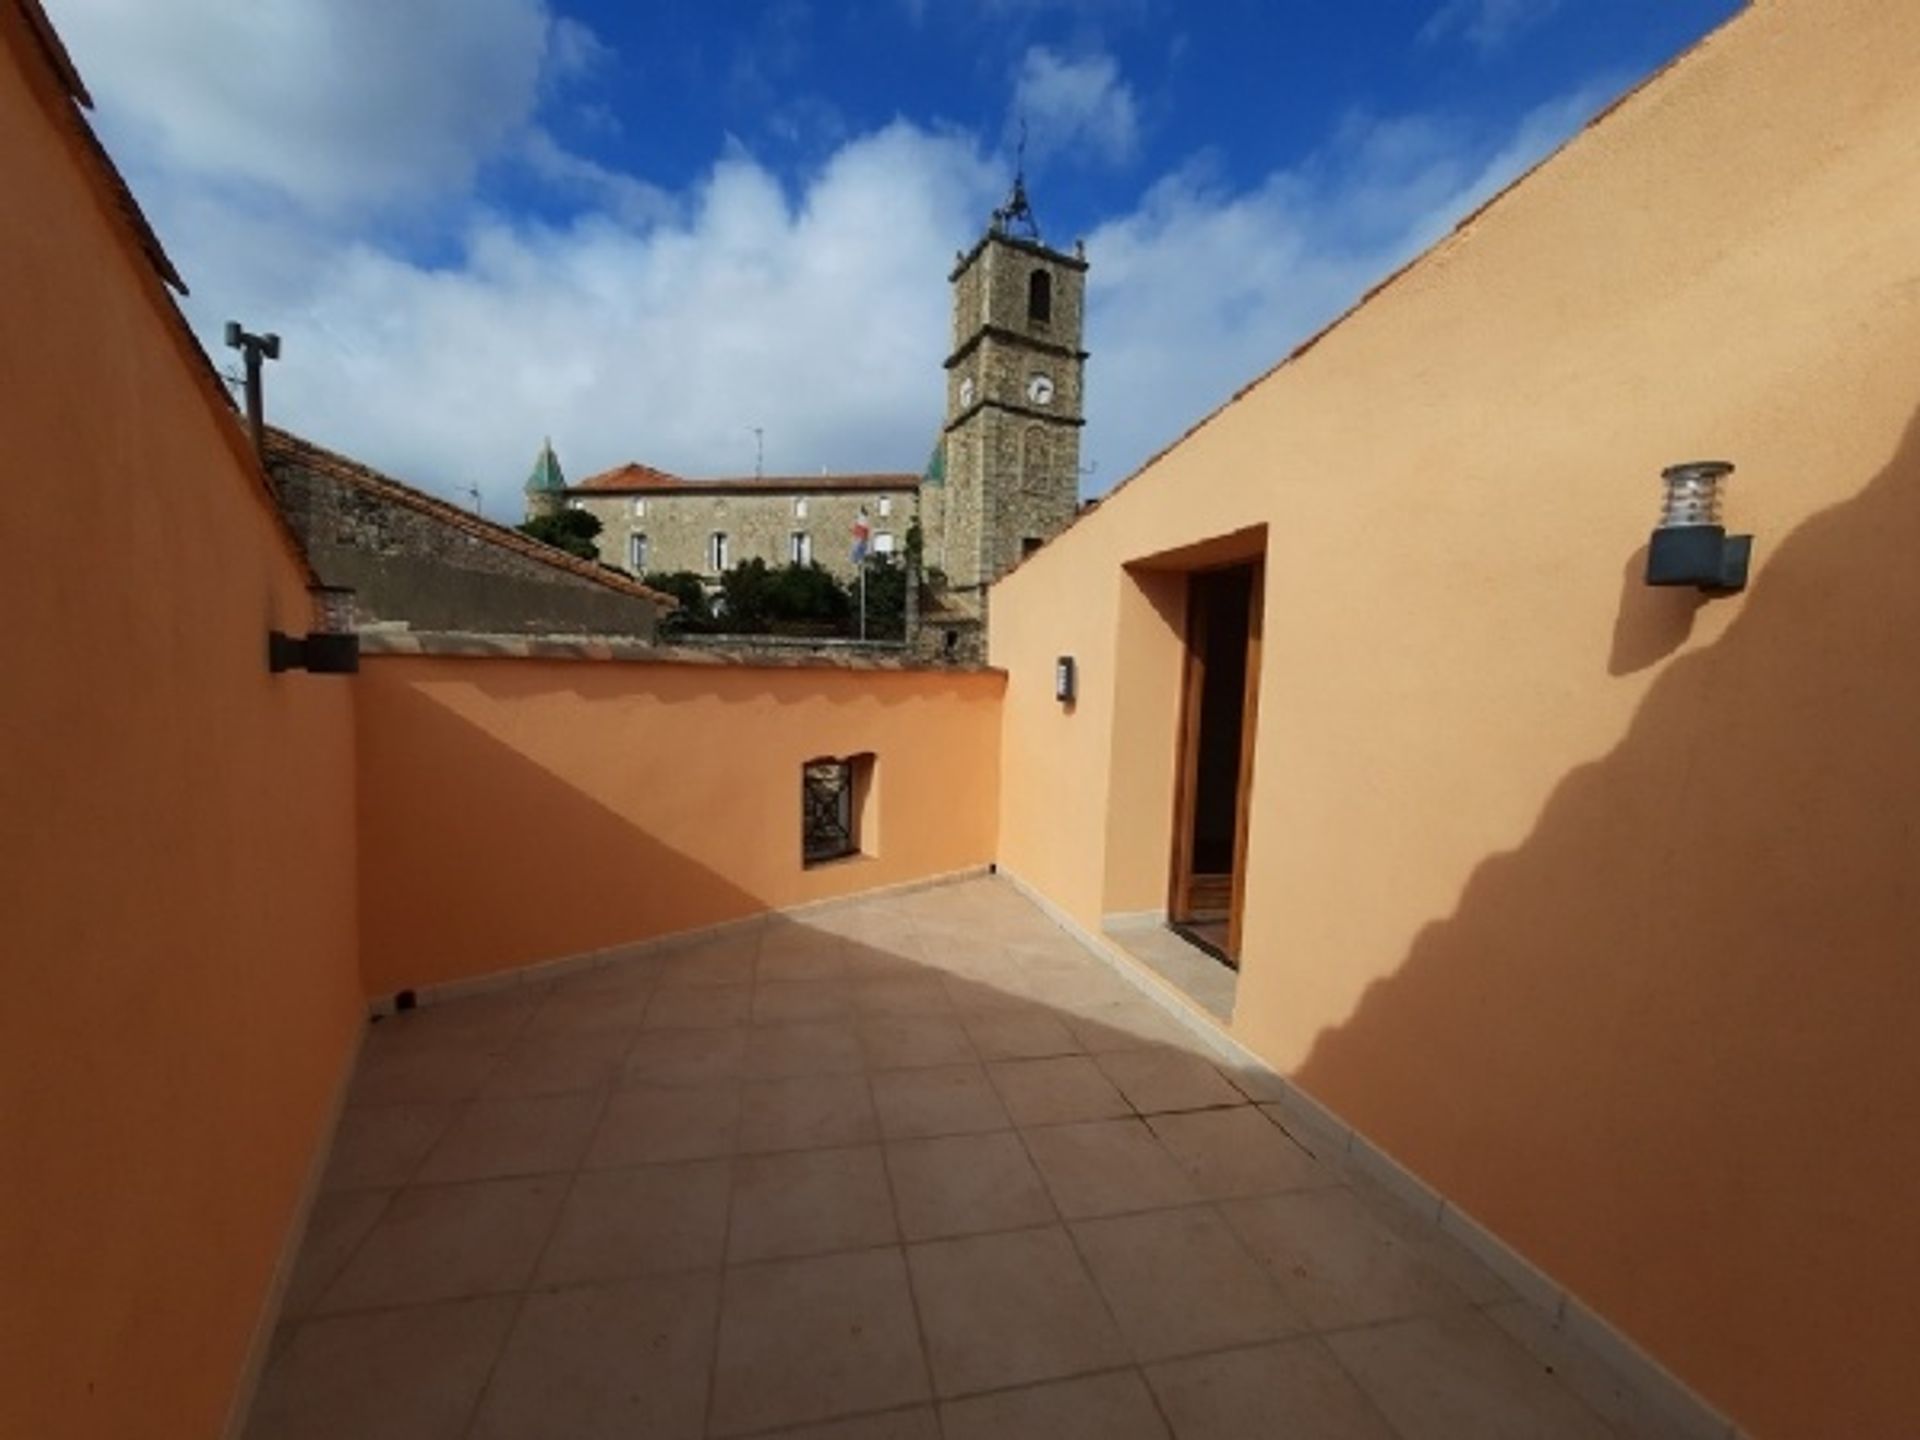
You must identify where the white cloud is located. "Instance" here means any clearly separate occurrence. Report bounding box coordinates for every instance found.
[1422,0,1564,54]
[44,0,574,220]
[43,0,1613,515]
[1011,47,1140,167]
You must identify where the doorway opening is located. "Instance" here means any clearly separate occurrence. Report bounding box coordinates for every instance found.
[1169,560,1263,967]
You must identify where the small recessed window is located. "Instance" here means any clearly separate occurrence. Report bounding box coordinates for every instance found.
[708,532,730,573]
[1028,269,1052,325]
[790,531,812,565]
[874,532,895,556]
[802,754,876,866]
[632,498,646,518]
[630,532,649,572]
[878,495,892,518]
[794,497,808,519]
[1022,536,1043,557]
[566,498,585,511]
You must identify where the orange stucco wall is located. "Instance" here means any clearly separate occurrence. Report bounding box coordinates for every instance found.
[0,15,362,1440]
[355,655,1003,996]
[991,1,1920,1433]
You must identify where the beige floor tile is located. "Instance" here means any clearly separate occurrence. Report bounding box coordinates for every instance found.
[347,1040,505,1107]
[623,1026,747,1086]
[1145,1107,1336,1199]
[658,941,758,988]
[1072,1206,1304,1361]
[907,1225,1127,1396]
[1022,1118,1200,1219]
[886,1131,1057,1241]
[987,1055,1132,1127]
[941,1369,1169,1440]
[961,1007,1084,1061]
[281,1190,391,1317]
[941,974,1032,1012]
[1220,1188,1471,1330]
[728,1145,898,1261]
[871,1063,1011,1140]
[755,978,858,1024]
[369,990,543,1047]
[757,929,850,982]
[840,946,929,981]
[766,1409,942,1439]
[520,983,653,1037]
[1146,1338,1399,1440]
[1095,1047,1246,1114]
[710,1248,929,1435]
[1064,1002,1202,1055]
[743,1020,866,1078]
[412,1091,600,1183]
[243,1296,516,1440]
[315,1176,565,1312]
[850,976,953,1016]
[538,1160,730,1285]
[322,1103,454,1190]
[553,956,663,999]
[737,1074,878,1153]
[468,1272,720,1440]
[480,1028,633,1097]
[1325,1310,1617,1440]
[587,1082,739,1166]
[1482,1300,1671,1439]
[645,983,753,1029]
[858,1014,977,1070]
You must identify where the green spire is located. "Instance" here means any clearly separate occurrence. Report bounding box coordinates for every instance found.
[922,436,945,488]
[525,436,567,494]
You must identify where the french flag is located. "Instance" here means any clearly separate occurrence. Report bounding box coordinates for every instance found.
[850,506,871,564]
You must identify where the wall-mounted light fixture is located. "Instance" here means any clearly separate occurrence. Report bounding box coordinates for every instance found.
[269,585,359,675]
[1645,460,1751,593]
[1055,655,1076,705]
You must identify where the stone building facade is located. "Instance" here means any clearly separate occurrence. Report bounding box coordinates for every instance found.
[535,182,1089,660]
[266,428,665,640]
[566,464,919,583]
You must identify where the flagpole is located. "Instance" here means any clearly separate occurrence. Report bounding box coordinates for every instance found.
[859,557,867,641]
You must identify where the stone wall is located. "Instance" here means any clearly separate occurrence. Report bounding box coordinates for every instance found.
[266,431,662,640]
[572,485,918,582]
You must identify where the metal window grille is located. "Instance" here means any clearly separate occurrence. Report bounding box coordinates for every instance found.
[802,759,856,864]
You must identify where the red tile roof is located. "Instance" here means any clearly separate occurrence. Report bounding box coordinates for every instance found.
[574,462,919,497]
[263,428,674,609]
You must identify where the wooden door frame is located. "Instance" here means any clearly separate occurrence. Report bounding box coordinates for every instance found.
[1166,559,1264,961]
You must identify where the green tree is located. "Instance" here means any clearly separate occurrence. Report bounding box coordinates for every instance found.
[642,571,716,633]
[717,558,777,633]
[856,554,908,640]
[766,562,851,631]
[516,508,602,561]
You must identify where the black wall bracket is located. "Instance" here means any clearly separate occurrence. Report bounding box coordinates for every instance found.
[268,631,360,674]
[1645,526,1752,593]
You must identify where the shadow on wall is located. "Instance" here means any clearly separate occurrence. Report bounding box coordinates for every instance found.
[1294,408,1920,1437]
[354,660,1000,998]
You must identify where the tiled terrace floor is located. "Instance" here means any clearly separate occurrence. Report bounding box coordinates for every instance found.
[248,877,1675,1440]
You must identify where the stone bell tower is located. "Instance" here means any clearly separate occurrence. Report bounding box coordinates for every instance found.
[923,174,1087,656]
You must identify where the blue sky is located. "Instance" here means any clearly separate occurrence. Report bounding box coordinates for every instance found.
[47,0,1740,513]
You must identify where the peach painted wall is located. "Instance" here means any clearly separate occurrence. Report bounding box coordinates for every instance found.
[991,1,1920,1433]
[0,14,363,1440]
[355,655,1003,996]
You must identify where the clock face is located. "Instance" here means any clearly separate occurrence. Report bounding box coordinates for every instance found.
[1027,372,1055,406]
[958,375,976,408]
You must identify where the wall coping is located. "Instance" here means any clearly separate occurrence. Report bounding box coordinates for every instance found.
[358,629,1002,676]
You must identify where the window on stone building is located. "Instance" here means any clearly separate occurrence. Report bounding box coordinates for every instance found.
[878,495,892,518]
[632,498,646,517]
[708,532,730,573]
[790,531,812,565]
[1028,269,1052,325]
[794,497,808,520]
[566,498,585,511]
[874,532,896,556]
[629,533,649,573]
[1022,537,1044,557]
